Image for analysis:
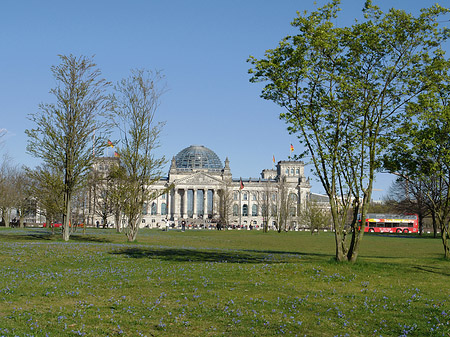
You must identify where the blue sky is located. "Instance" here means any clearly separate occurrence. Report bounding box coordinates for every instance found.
[0,0,447,199]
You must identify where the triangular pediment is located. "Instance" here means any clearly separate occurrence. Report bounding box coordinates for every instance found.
[174,172,223,186]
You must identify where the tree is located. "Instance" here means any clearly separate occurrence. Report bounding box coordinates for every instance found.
[299,199,332,234]
[385,178,431,236]
[384,82,450,258]
[26,55,112,241]
[26,165,65,234]
[248,1,449,262]
[112,69,168,242]
[260,182,274,232]
[0,159,17,227]
[216,180,233,229]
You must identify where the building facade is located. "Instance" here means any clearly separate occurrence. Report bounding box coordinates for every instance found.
[90,145,311,229]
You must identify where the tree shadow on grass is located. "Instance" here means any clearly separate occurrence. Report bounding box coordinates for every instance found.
[0,229,112,243]
[111,247,304,264]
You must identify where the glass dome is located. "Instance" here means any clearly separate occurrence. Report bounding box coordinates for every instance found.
[174,145,223,171]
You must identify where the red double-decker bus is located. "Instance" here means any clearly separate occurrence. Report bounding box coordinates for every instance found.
[360,213,419,233]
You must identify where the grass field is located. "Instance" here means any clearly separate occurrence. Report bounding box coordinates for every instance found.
[0,228,448,336]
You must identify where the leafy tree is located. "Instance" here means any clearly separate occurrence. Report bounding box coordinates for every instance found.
[385,83,450,258]
[248,1,449,262]
[26,165,65,234]
[26,55,112,241]
[112,69,168,242]
[0,159,18,227]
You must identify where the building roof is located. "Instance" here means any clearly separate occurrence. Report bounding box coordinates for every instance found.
[174,145,223,172]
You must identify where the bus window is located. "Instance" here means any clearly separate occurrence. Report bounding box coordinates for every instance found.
[408,222,414,228]
[369,222,376,227]
[384,223,391,228]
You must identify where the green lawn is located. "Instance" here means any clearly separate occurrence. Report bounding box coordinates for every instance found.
[0,228,448,336]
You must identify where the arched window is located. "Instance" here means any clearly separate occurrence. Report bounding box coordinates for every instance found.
[151,202,157,215]
[161,203,167,215]
[289,193,297,202]
[261,205,268,216]
[142,202,148,215]
[242,204,248,216]
[252,204,258,216]
[233,204,239,216]
[289,206,296,217]
[271,205,277,216]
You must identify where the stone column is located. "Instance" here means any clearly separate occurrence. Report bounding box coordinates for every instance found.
[174,189,179,219]
[203,189,208,219]
[193,189,197,218]
[180,189,187,218]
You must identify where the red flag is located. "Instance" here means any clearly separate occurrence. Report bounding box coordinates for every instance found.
[273,155,275,163]
[114,151,120,158]
[290,144,294,152]
[107,140,114,148]
[240,178,244,190]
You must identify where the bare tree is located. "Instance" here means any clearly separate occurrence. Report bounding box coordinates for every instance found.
[26,55,112,241]
[299,199,332,234]
[216,180,234,229]
[112,69,168,242]
[260,182,274,232]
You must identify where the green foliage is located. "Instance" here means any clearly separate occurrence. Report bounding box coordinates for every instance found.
[0,228,448,336]
[25,55,112,241]
[384,79,450,257]
[248,1,450,262]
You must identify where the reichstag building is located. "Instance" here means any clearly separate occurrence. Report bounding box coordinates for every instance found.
[94,145,311,229]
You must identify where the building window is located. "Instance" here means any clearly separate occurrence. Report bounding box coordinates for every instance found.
[252,193,257,201]
[289,206,296,217]
[271,205,277,216]
[285,169,289,175]
[243,193,248,201]
[233,192,238,201]
[161,193,166,200]
[151,202,157,215]
[142,202,148,215]
[272,193,277,201]
[242,204,248,216]
[291,168,294,175]
[161,203,167,215]
[233,204,239,216]
[252,204,258,216]
[142,219,146,223]
[296,169,300,175]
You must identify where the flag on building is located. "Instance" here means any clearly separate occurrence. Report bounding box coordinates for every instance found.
[114,151,120,158]
[107,140,114,148]
[273,155,275,164]
[290,144,294,152]
[240,178,244,190]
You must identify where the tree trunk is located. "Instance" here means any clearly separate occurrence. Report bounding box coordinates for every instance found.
[115,211,121,233]
[63,191,71,241]
[432,211,437,238]
[126,221,139,242]
[334,230,348,262]
[441,222,450,259]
